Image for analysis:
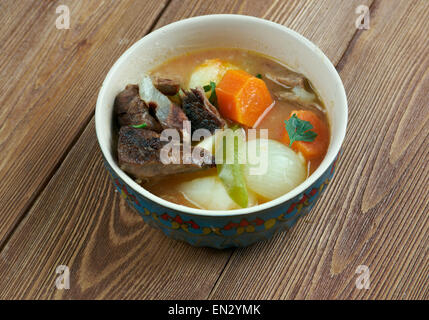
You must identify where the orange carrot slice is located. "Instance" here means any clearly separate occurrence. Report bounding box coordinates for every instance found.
[216,70,273,127]
[282,110,329,160]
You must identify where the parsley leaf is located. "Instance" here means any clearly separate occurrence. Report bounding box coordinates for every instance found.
[204,81,218,106]
[284,114,317,147]
[256,73,262,79]
[131,123,147,129]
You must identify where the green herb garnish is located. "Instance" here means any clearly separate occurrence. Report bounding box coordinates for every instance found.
[216,128,248,208]
[203,81,218,106]
[131,123,147,129]
[229,123,241,131]
[284,114,317,147]
[256,73,262,79]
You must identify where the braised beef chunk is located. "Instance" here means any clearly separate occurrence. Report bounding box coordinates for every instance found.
[139,75,188,133]
[118,97,163,131]
[114,84,139,112]
[181,87,226,133]
[159,102,189,133]
[114,84,162,131]
[153,77,180,96]
[118,126,215,179]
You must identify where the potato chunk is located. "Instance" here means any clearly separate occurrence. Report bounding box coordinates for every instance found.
[179,176,257,210]
[188,59,239,93]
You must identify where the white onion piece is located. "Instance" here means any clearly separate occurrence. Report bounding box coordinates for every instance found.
[195,130,224,154]
[244,139,306,200]
[179,176,257,210]
[188,59,238,90]
[292,86,316,102]
[196,134,216,154]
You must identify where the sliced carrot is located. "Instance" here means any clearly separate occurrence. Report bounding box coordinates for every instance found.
[215,70,273,127]
[282,110,330,160]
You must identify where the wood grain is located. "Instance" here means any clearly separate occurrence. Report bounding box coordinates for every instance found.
[0,0,168,247]
[155,0,373,66]
[209,0,429,300]
[0,0,373,299]
[0,120,232,299]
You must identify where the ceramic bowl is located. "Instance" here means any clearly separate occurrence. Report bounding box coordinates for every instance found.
[95,15,347,249]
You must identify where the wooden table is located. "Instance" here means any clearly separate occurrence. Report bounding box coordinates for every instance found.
[0,0,427,300]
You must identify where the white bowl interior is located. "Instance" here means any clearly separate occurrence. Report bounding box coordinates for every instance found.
[96,15,347,216]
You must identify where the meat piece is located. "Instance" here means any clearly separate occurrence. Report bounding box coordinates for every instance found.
[139,75,188,133]
[265,72,308,89]
[275,88,326,113]
[114,84,139,111]
[114,84,162,131]
[153,77,180,96]
[181,87,226,133]
[118,126,215,179]
[118,97,163,131]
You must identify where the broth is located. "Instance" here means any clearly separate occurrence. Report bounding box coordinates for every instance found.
[139,48,330,209]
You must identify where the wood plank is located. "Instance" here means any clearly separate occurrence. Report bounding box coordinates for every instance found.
[155,0,372,66]
[0,0,168,246]
[210,0,429,300]
[0,120,233,299]
[0,0,373,299]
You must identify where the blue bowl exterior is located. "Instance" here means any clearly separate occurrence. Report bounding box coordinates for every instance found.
[104,155,338,249]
